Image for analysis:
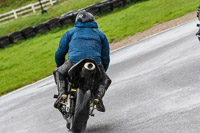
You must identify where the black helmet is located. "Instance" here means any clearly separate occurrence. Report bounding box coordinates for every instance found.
[75,10,94,23]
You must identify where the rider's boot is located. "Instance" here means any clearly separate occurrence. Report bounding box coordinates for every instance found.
[53,70,67,109]
[94,77,112,112]
[94,85,106,112]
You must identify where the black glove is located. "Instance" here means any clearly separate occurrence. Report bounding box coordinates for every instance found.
[98,85,106,98]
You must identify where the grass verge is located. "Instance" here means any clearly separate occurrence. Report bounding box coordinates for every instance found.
[0,0,103,37]
[0,0,38,14]
[0,0,199,95]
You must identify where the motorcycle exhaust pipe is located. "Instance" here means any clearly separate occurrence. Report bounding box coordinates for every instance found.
[84,62,95,70]
[80,62,96,78]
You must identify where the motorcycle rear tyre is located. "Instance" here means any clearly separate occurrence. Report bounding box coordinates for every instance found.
[71,89,90,133]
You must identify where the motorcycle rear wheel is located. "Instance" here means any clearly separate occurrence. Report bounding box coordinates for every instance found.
[71,89,90,133]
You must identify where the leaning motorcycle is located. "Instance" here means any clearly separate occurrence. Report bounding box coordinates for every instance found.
[196,5,200,41]
[54,59,102,133]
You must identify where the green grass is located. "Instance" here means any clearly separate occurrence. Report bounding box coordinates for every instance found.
[0,29,64,94]
[0,0,199,95]
[98,0,198,42]
[0,0,38,14]
[0,0,103,37]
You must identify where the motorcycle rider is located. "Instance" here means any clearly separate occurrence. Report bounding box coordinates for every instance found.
[53,10,111,112]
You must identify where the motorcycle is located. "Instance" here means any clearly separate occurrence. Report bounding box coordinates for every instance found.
[196,7,200,41]
[54,58,102,133]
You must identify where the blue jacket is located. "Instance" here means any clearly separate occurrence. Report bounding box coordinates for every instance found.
[55,21,110,71]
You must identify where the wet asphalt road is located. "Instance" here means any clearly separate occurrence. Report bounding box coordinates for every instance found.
[1,19,200,133]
